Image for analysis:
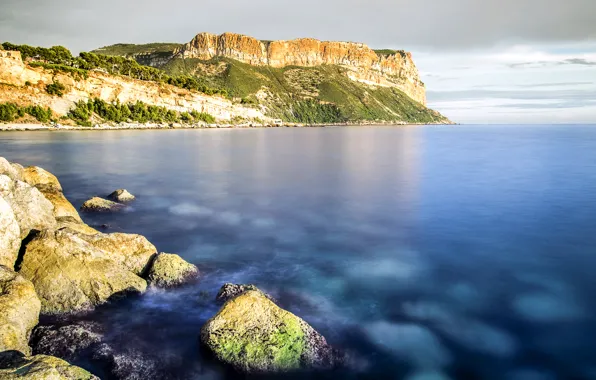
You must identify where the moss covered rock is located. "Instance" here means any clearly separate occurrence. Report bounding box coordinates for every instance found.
[201,289,341,373]
[0,266,41,355]
[146,253,198,288]
[80,197,126,213]
[0,196,21,268]
[19,228,149,314]
[0,352,98,379]
[216,283,274,303]
[108,189,136,203]
[0,175,57,239]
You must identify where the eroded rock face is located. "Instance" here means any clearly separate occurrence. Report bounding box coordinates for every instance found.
[201,289,341,373]
[19,228,148,314]
[146,253,198,288]
[80,197,126,213]
[177,32,426,104]
[21,166,63,192]
[0,175,57,239]
[108,189,136,203]
[0,266,41,355]
[0,196,21,268]
[0,351,98,380]
[31,322,104,361]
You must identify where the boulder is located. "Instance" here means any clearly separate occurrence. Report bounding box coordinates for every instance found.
[0,196,21,268]
[0,175,57,239]
[76,232,157,275]
[0,158,22,181]
[201,289,341,373]
[0,351,98,379]
[146,253,198,288]
[20,166,84,223]
[21,166,62,192]
[0,266,41,355]
[19,229,148,314]
[108,189,136,203]
[80,197,126,213]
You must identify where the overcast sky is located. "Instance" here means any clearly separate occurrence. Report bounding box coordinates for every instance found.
[1,0,594,124]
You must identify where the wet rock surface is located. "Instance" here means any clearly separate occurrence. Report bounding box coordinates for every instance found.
[108,189,136,203]
[80,197,126,213]
[0,351,98,379]
[146,253,199,288]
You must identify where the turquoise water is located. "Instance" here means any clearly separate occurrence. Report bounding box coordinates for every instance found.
[1,125,596,379]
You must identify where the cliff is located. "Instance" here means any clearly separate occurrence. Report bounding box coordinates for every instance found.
[175,33,427,105]
[0,50,266,122]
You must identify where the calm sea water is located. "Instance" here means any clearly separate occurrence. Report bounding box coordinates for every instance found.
[1,125,596,380]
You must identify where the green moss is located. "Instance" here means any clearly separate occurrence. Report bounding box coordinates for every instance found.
[211,313,305,371]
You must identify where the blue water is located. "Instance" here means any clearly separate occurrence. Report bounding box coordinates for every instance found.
[1,125,596,380]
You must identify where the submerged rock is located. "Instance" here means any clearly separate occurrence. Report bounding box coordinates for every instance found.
[146,253,198,288]
[201,289,341,373]
[0,196,21,268]
[31,321,103,361]
[108,189,136,203]
[0,175,57,239]
[0,266,41,355]
[80,197,126,213]
[0,351,98,379]
[19,228,149,314]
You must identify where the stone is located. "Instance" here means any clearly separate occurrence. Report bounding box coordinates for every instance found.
[0,266,41,355]
[0,158,22,181]
[80,197,126,213]
[0,175,57,239]
[0,351,98,379]
[56,216,99,235]
[19,228,148,314]
[21,166,62,192]
[146,253,198,288]
[108,189,136,203]
[0,196,21,268]
[201,289,341,373]
[215,283,273,303]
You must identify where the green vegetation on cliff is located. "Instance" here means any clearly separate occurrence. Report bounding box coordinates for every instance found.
[162,57,448,124]
[92,43,182,57]
[67,98,215,126]
[0,103,53,123]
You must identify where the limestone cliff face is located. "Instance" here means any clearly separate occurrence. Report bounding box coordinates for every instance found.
[176,33,426,105]
[0,50,266,121]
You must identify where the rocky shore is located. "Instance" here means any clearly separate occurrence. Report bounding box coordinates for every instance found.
[0,120,452,132]
[0,157,343,378]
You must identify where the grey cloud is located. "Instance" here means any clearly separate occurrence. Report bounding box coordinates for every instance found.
[427,89,596,102]
[509,58,596,69]
[0,0,594,52]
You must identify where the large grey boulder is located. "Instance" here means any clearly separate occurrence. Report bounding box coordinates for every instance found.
[146,253,198,288]
[0,175,57,239]
[0,266,41,355]
[0,196,21,268]
[19,228,150,314]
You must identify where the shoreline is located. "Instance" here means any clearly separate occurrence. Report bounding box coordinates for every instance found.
[0,120,454,132]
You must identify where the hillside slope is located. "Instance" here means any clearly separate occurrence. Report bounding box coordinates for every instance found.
[93,33,451,125]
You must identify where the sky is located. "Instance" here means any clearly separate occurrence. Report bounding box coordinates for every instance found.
[1,0,595,124]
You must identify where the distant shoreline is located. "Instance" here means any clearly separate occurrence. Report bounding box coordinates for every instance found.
[0,121,453,132]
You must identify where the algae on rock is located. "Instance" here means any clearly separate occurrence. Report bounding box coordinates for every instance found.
[146,253,198,288]
[201,289,341,373]
[0,352,98,380]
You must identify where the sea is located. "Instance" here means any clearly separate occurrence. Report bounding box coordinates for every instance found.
[1,125,595,380]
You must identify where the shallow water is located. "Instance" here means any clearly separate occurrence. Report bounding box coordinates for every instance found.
[1,125,596,380]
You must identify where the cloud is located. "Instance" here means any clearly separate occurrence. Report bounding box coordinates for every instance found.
[0,0,594,52]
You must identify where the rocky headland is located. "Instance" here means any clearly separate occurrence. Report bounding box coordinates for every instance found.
[0,156,344,378]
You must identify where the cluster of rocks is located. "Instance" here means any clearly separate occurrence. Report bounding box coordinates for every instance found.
[0,156,343,378]
[0,157,198,378]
